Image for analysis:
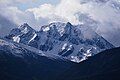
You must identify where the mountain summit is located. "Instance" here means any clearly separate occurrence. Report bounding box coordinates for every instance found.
[5,22,114,62]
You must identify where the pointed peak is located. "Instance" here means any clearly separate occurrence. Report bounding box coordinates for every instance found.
[49,22,66,27]
[65,22,73,30]
[23,23,29,26]
[18,23,34,30]
[66,22,72,26]
[20,23,30,28]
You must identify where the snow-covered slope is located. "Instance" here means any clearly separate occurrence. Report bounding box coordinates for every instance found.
[5,22,114,63]
[0,38,68,61]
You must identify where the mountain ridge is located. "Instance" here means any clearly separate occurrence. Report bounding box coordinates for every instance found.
[4,22,114,62]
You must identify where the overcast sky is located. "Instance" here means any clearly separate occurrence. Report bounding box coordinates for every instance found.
[0,0,120,46]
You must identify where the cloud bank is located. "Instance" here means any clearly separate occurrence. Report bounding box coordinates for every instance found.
[0,0,120,46]
[0,15,17,37]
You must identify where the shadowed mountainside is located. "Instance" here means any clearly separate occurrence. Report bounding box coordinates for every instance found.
[58,47,120,80]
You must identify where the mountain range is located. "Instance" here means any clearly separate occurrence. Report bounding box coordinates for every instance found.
[5,22,114,63]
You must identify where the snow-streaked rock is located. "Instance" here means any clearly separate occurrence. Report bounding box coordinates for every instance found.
[5,22,115,63]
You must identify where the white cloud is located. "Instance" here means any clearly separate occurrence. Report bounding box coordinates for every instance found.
[27,0,85,24]
[27,0,120,25]
[0,1,40,30]
[27,4,55,20]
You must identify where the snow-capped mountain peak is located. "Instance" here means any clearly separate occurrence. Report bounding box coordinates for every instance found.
[18,23,35,34]
[5,22,115,63]
[5,23,36,44]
